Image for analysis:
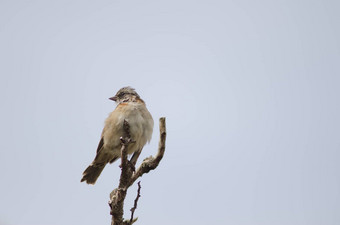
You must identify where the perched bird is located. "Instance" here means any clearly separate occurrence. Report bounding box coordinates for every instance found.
[81,87,154,184]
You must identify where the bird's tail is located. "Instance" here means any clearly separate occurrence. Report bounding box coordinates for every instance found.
[81,163,106,185]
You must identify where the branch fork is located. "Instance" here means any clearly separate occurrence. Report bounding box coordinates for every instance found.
[109,117,167,225]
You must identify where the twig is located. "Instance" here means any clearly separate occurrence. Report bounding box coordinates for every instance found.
[129,181,141,223]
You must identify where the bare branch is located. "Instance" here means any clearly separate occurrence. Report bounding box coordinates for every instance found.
[129,181,141,223]
[129,117,166,186]
[109,117,167,225]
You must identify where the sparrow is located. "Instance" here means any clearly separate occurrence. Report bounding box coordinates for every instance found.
[81,87,154,184]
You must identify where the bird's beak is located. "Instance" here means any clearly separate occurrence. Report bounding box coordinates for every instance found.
[109,96,117,101]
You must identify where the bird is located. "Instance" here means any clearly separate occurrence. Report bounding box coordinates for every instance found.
[81,87,154,185]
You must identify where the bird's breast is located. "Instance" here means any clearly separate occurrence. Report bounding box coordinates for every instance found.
[103,102,153,154]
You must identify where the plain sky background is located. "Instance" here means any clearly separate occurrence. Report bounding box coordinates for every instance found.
[1,0,339,225]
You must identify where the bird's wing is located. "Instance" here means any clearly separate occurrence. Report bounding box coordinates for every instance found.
[93,137,108,163]
[96,137,104,154]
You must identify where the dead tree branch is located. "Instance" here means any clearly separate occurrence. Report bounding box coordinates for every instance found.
[129,181,141,223]
[109,117,166,225]
[128,117,166,186]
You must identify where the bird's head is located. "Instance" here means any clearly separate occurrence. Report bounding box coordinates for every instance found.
[109,86,141,104]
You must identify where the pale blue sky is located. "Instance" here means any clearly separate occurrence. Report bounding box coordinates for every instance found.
[1,0,340,225]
